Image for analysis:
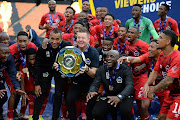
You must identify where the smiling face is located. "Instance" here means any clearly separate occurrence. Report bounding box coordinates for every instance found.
[106,50,119,68]
[0,33,10,47]
[118,27,127,41]
[132,6,141,19]
[49,32,62,49]
[48,1,56,12]
[65,8,74,21]
[102,40,113,53]
[17,35,29,51]
[76,32,90,49]
[0,47,10,63]
[104,15,114,27]
[148,41,161,58]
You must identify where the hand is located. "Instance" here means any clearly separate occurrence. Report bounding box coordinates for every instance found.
[16,71,22,81]
[116,19,121,26]
[107,96,120,107]
[35,85,42,97]
[86,92,98,102]
[22,94,29,107]
[147,86,155,100]
[53,62,59,71]
[45,23,53,30]
[42,38,49,49]
[95,41,99,48]
[117,56,129,64]
[0,89,6,99]
[143,83,149,98]
[80,64,89,74]
[134,66,142,72]
[16,89,27,96]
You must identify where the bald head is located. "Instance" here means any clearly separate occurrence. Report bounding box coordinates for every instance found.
[107,50,120,59]
[0,32,10,46]
[82,1,90,12]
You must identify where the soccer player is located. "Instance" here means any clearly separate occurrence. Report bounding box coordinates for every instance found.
[90,7,119,27]
[9,31,37,119]
[114,26,127,56]
[154,3,179,36]
[62,21,95,47]
[25,25,41,47]
[125,26,150,120]
[65,27,99,120]
[39,0,65,38]
[95,13,118,47]
[0,32,16,46]
[95,7,101,20]
[126,4,159,44]
[86,50,134,120]
[144,30,180,120]
[61,6,76,34]
[33,28,71,120]
[73,1,96,21]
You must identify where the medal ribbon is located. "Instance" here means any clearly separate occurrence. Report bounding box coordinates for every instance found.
[49,41,62,61]
[83,45,89,55]
[17,45,26,69]
[107,64,120,86]
[100,19,102,25]
[151,60,154,70]
[73,35,77,45]
[160,16,169,32]
[118,38,127,54]
[104,26,113,38]
[49,11,57,25]
[65,20,74,33]
[134,16,142,28]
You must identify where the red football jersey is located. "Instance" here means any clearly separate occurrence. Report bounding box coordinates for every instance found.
[9,42,37,71]
[114,37,127,55]
[39,12,65,38]
[95,25,118,46]
[154,17,179,36]
[62,33,95,47]
[61,20,77,34]
[154,50,180,96]
[23,72,35,92]
[125,40,149,76]
[90,19,119,28]
[73,13,96,21]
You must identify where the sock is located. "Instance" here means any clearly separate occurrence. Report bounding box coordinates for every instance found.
[141,115,150,120]
[7,108,14,119]
[20,105,27,114]
[81,100,87,114]
[40,96,48,115]
[62,105,67,118]
[76,102,82,118]
[28,94,35,115]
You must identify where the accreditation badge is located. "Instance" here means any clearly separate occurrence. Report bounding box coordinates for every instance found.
[56,46,85,77]
[116,76,122,83]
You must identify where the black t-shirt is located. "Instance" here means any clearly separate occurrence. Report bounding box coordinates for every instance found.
[72,46,99,88]
[97,47,107,67]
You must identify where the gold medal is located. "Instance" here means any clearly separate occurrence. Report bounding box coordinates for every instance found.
[109,85,114,91]
[22,68,28,73]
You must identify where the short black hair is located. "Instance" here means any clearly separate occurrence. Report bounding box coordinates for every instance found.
[78,18,90,32]
[133,4,142,8]
[26,48,36,56]
[104,37,114,42]
[162,30,178,47]
[129,26,139,33]
[101,6,108,11]
[104,13,115,20]
[119,26,127,33]
[151,39,158,44]
[66,6,76,15]
[17,31,28,37]
[50,28,62,36]
[161,3,170,11]
[74,21,84,27]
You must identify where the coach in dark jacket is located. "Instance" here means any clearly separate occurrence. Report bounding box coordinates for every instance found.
[86,50,134,120]
[33,28,71,120]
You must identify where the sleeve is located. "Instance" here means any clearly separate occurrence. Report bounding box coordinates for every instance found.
[88,67,102,93]
[113,20,119,28]
[58,14,65,30]
[153,56,160,72]
[90,49,99,68]
[7,54,20,89]
[118,64,134,101]
[167,58,180,78]
[125,20,129,29]
[139,53,149,64]
[34,47,44,85]
[146,19,159,39]
[171,20,179,36]
[150,29,159,39]
[39,15,46,27]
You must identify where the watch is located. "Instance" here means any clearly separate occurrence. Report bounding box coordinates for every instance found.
[117,94,123,100]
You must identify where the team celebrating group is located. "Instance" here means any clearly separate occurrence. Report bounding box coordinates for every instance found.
[0,0,180,120]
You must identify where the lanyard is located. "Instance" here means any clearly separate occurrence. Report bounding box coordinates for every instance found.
[134,16,142,28]
[100,19,102,25]
[72,35,77,45]
[101,49,107,64]
[49,11,57,25]
[83,45,89,55]
[49,41,62,61]
[104,26,113,38]
[107,64,120,86]
[118,39,127,54]
[17,45,26,69]
[160,16,169,32]
[65,20,74,33]
[151,59,154,70]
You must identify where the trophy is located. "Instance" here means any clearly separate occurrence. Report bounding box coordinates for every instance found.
[56,46,86,77]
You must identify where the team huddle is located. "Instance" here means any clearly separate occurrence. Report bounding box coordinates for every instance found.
[0,0,180,120]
